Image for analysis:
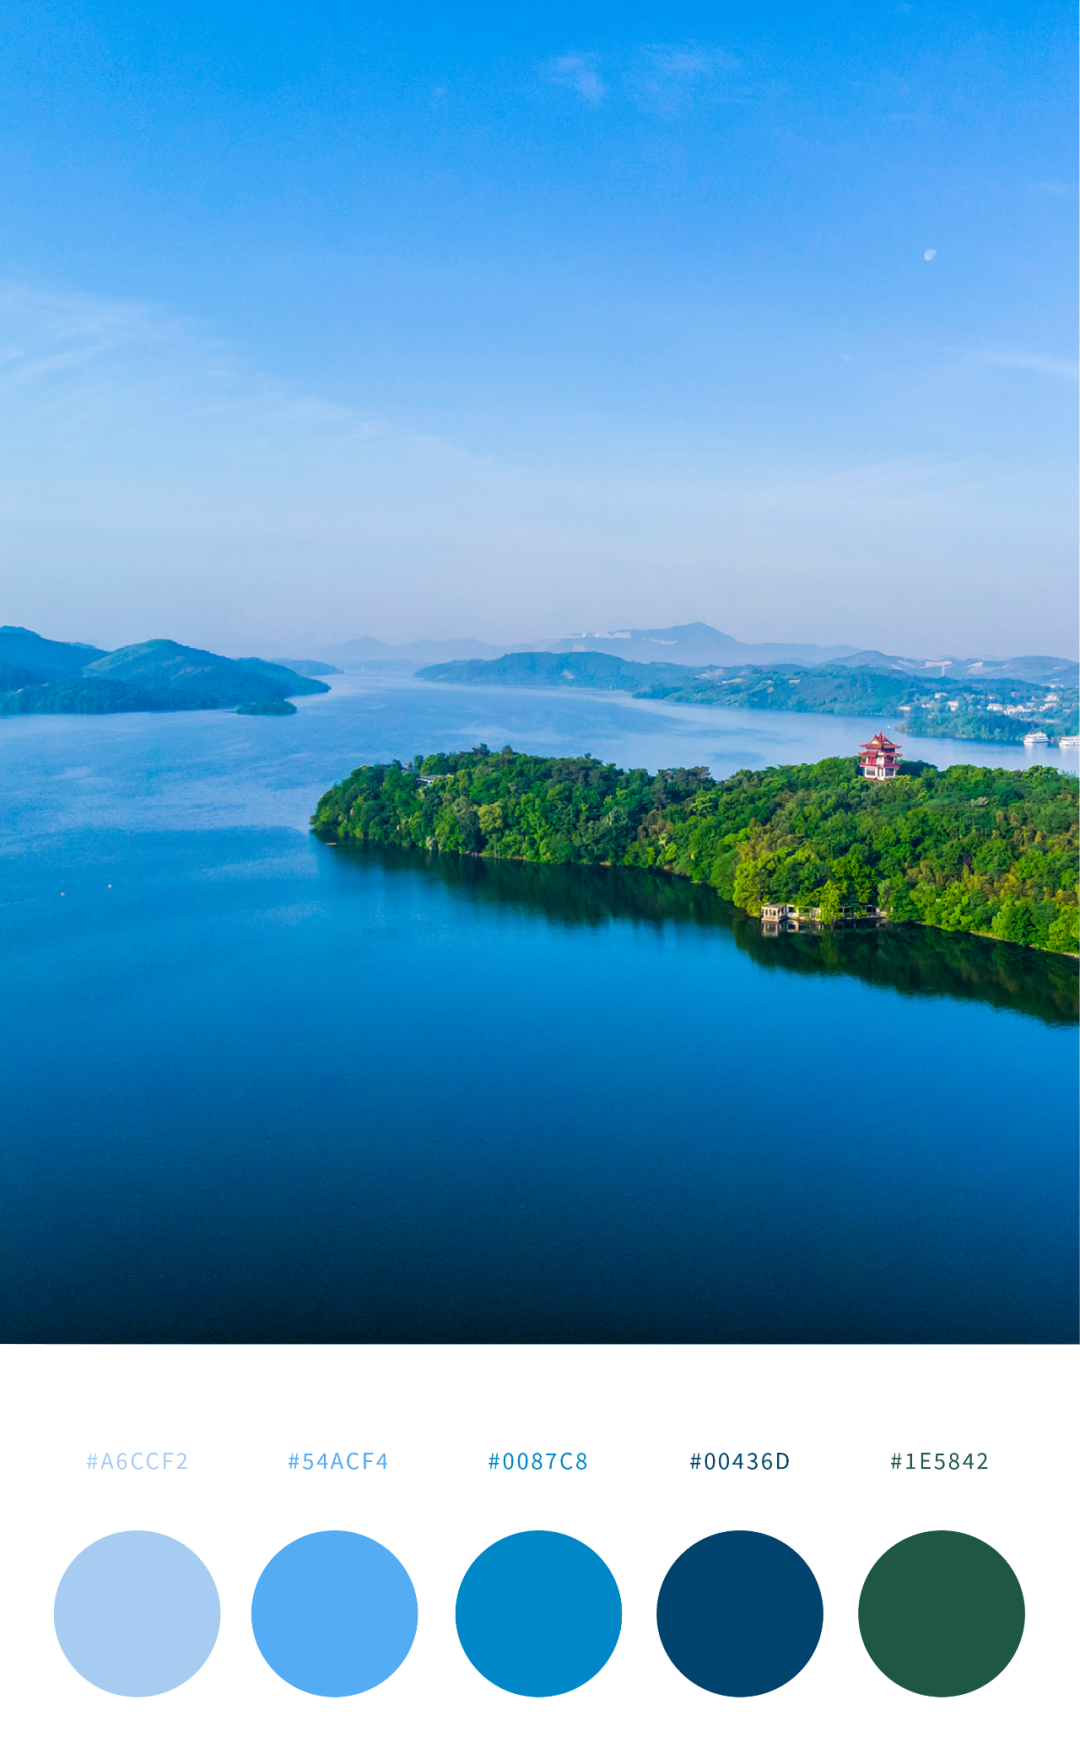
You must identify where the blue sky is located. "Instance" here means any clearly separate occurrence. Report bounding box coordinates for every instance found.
[0,2,1075,655]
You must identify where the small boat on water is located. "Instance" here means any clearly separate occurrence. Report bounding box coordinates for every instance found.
[1023,730,1050,746]
[1058,734,1079,749]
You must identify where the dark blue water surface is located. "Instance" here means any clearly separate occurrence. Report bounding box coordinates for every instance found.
[1,676,1076,1343]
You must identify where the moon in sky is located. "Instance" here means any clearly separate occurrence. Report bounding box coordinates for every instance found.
[924,248,937,260]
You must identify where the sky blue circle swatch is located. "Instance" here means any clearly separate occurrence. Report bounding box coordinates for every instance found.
[251,1530,417,1696]
[54,1530,220,1697]
[657,1530,823,1696]
[455,1529,622,1697]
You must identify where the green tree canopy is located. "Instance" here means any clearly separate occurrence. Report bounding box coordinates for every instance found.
[312,749,1079,954]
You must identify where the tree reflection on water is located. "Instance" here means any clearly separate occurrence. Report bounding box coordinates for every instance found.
[328,841,1078,1028]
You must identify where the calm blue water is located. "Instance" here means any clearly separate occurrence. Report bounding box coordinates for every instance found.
[1,676,1076,1343]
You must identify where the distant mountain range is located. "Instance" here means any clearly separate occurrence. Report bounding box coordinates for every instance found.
[269,658,342,677]
[416,652,690,694]
[319,621,1078,685]
[535,622,860,665]
[323,634,507,666]
[415,646,1080,746]
[319,621,859,669]
[5,619,1075,729]
[0,628,329,715]
[824,649,1079,685]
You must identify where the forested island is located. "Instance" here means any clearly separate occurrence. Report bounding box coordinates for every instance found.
[416,651,1079,746]
[0,627,329,715]
[312,748,1080,954]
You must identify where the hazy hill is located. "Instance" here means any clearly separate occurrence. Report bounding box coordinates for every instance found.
[269,658,342,676]
[415,650,1078,745]
[423,650,921,710]
[416,651,692,692]
[325,619,1078,679]
[322,634,504,667]
[417,651,911,707]
[321,621,856,669]
[84,641,330,708]
[533,621,858,666]
[0,676,160,715]
[0,663,46,692]
[235,656,335,691]
[0,625,109,676]
[0,632,328,716]
[832,650,1079,686]
[636,664,916,715]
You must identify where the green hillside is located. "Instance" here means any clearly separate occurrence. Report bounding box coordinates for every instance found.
[0,631,330,715]
[417,650,688,691]
[0,677,158,714]
[0,626,110,676]
[416,650,1079,745]
[312,747,1079,954]
[83,640,329,707]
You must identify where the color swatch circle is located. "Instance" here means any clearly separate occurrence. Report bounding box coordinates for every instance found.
[657,1530,823,1696]
[455,1529,622,1697]
[251,1530,417,1696]
[54,1530,220,1697]
[859,1530,1024,1696]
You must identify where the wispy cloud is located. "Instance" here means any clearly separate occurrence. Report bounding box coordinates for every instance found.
[631,43,740,113]
[752,456,998,516]
[0,283,1072,658]
[541,43,746,115]
[0,284,362,433]
[541,53,607,107]
[970,350,1079,380]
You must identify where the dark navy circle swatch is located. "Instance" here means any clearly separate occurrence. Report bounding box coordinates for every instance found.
[456,1530,622,1697]
[251,1530,417,1696]
[657,1530,823,1696]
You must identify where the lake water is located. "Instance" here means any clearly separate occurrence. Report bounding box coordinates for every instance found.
[1,674,1076,1344]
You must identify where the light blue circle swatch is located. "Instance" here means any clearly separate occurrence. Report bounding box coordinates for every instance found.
[54,1530,220,1697]
[456,1529,622,1696]
[251,1530,418,1696]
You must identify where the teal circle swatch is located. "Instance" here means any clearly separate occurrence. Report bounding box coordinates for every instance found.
[657,1530,823,1696]
[859,1530,1025,1696]
[455,1529,622,1696]
[251,1530,418,1696]
[54,1530,220,1697]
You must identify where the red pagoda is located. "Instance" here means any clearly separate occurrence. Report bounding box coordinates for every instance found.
[859,731,902,779]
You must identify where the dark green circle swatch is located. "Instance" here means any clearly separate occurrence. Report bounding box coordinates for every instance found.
[859,1530,1024,1697]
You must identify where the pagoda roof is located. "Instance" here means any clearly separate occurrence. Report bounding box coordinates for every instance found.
[859,730,901,753]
